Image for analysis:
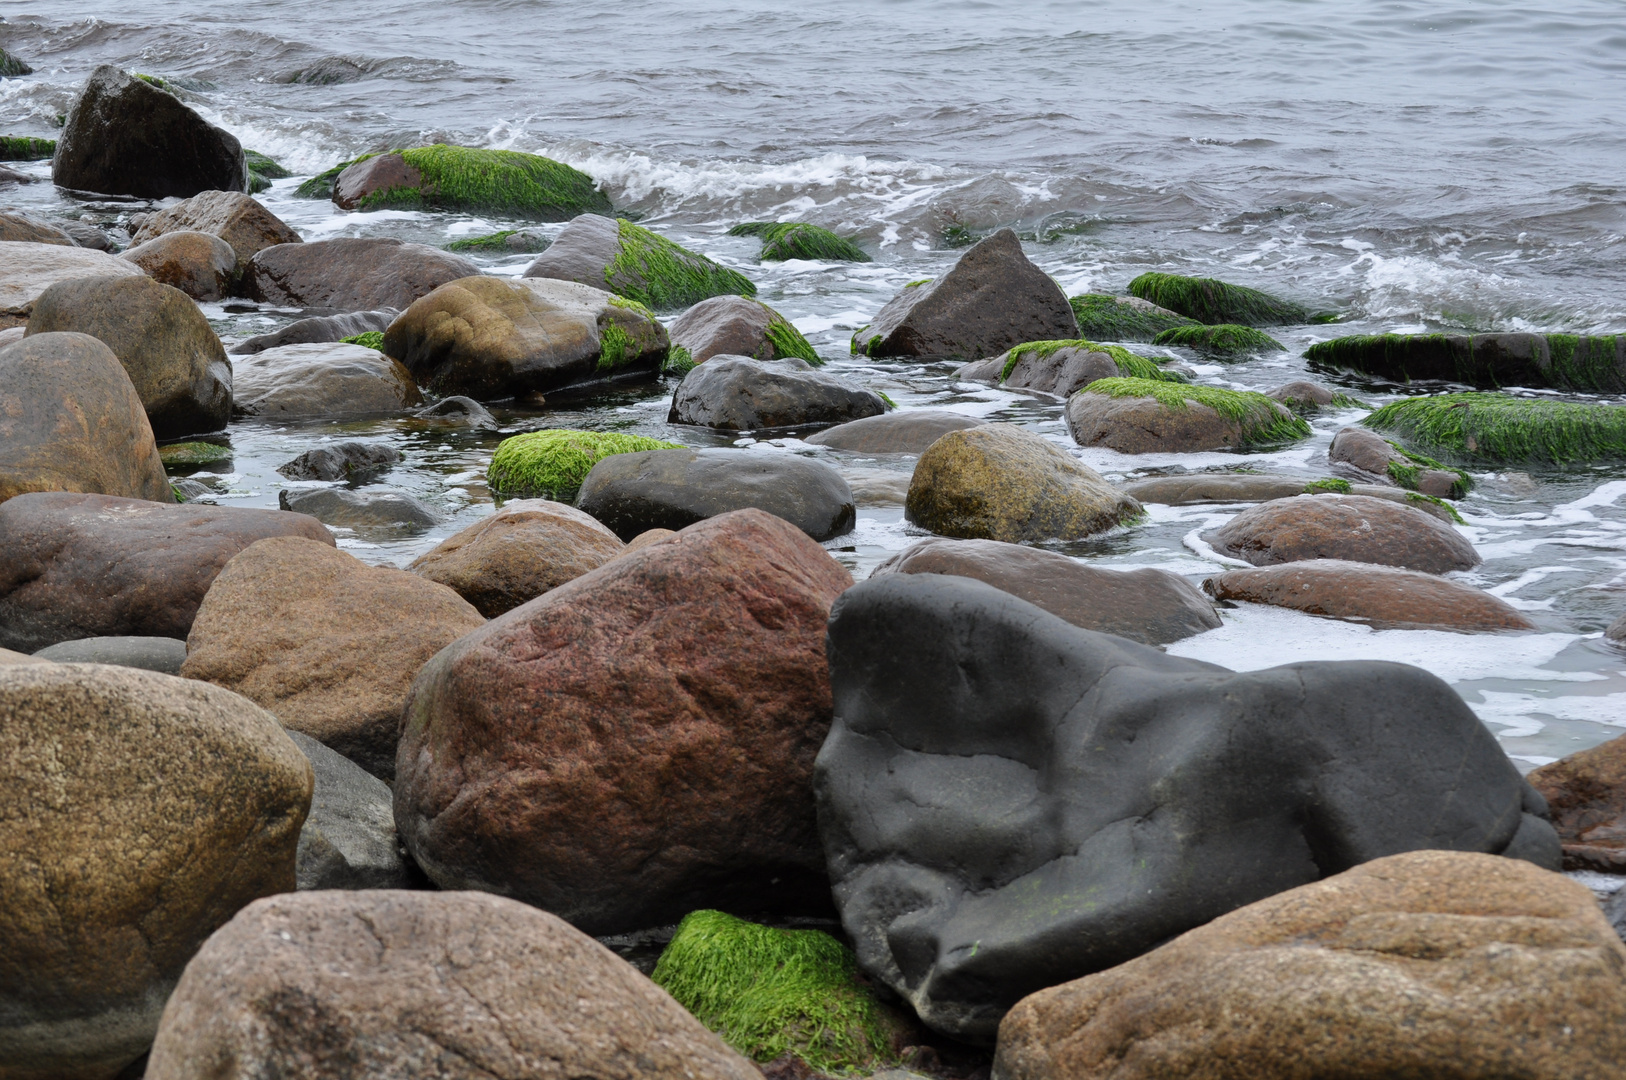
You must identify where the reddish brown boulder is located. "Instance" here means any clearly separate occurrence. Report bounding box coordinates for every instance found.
[332,152,423,210]
[120,229,236,301]
[181,537,485,779]
[248,237,479,312]
[622,527,676,554]
[1205,493,1480,573]
[667,294,810,364]
[393,509,853,934]
[0,492,334,653]
[1204,559,1534,632]
[129,190,302,276]
[1528,733,1626,873]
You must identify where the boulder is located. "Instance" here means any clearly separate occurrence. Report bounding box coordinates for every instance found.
[872,537,1220,645]
[1152,323,1284,356]
[814,574,1560,1041]
[52,66,247,198]
[1206,493,1481,573]
[382,276,667,399]
[1122,472,1463,522]
[0,663,311,1080]
[853,230,1076,359]
[24,274,232,438]
[1364,391,1626,468]
[180,536,486,779]
[1266,378,1359,414]
[129,189,302,276]
[118,230,237,301]
[409,499,625,617]
[32,635,189,673]
[993,850,1626,1080]
[1128,271,1311,326]
[669,355,886,430]
[999,343,1120,396]
[394,509,852,934]
[1527,733,1626,873]
[904,423,1140,543]
[0,333,172,506]
[144,891,759,1080]
[0,491,333,652]
[0,241,146,323]
[230,309,395,355]
[1065,379,1309,454]
[59,221,112,251]
[804,409,985,454]
[1067,293,1197,342]
[0,210,75,246]
[284,729,418,891]
[231,342,423,418]
[727,221,872,262]
[413,394,497,427]
[275,441,401,481]
[1306,331,1626,394]
[1204,560,1535,632]
[248,237,479,311]
[1329,425,1470,498]
[330,145,611,219]
[668,294,822,365]
[277,488,439,533]
[623,527,677,554]
[576,448,856,542]
[523,213,755,311]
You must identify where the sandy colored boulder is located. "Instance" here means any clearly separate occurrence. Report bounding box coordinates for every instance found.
[1206,493,1480,573]
[1204,559,1534,632]
[0,211,75,246]
[994,850,1626,1080]
[130,189,302,276]
[119,229,236,301]
[0,241,146,323]
[248,236,478,311]
[0,663,311,1080]
[232,341,423,418]
[1527,732,1626,873]
[181,537,485,779]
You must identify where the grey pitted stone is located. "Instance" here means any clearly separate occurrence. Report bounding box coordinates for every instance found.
[282,729,418,891]
[278,488,439,532]
[668,355,886,431]
[33,636,188,673]
[276,442,402,482]
[814,573,1561,1042]
[230,310,397,355]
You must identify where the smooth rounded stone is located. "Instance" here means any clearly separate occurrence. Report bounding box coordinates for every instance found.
[0,492,333,652]
[278,487,439,532]
[0,333,171,506]
[118,230,236,301]
[872,537,1220,645]
[1528,733,1626,874]
[1204,560,1535,632]
[0,210,76,245]
[275,441,401,481]
[59,222,112,251]
[180,536,485,779]
[52,66,247,198]
[841,468,913,506]
[144,891,760,1080]
[395,509,853,935]
[0,663,311,1080]
[383,276,667,399]
[994,850,1626,1080]
[247,237,480,311]
[231,342,423,418]
[25,274,232,439]
[1330,425,1464,497]
[129,189,302,276]
[0,241,147,323]
[853,229,1076,359]
[1205,493,1481,573]
[668,355,886,430]
[282,729,417,891]
[622,526,676,554]
[668,294,815,364]
[522,213,754,311]
[409,498,624,617]
[804,410,985,454]
[413,394,497,426]
[1065,386,1301,454]
[576,447,856,542]
[1122,472,1463,522]
[904,423,1141,543]
[229,308,396,355]
[32,635,189,672]
[1000,344,1121,396]
[1267,378,1340,412]
[814,574,1560,1041]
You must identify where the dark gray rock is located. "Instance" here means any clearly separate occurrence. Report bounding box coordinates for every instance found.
[282,729,420,891]
[668,355,886,431]
[1606,888,1626,944]
[230,309,397,356]
[33,635,188,674]
[414,395,497,427]
[278,488,439,532]
[60,222,112,251]
[804,410,985,454]
[170,477,215,502]
[276,442,402,482]
[814,573,1560,1042]
[576,448,855,542]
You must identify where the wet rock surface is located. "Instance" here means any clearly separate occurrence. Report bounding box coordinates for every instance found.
[230,308,396,355]
[231,342,423,418]
[247,237,479,311]
[1528,733,1626,874]
[1204,559,1536,632]
[275,441,402,482]
[1329,425,1465,497]
[805,409,984,454]
[129,190,302,276]
[1206,493,1480,573]
[278,487,440,532]
[668,355,886,430]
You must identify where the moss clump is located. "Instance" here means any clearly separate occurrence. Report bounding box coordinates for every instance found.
[849,326,870,355]
[763,314,822,366]
[159,441,232,466]
[486,429,683,497]
[1307,332,1626,393]
[444,229,551,254]
[1084,377,1312,446]
[651,910,902,1074]
[728,222,870,262]
[343,145,611,220]
[596,322,634,372]
[1408,491,1466,524]
[0,136,55,161]
[1303,477,1352,495]
[295,153,378,199]
[243,150,291,180]
[340,331,385,351]
[1069,294,1198,342]
[1000,339,1188,385]
[1363,392,1626,466]
[134,73,171,92]
[604,218,756,311]
[1129,272,1311,327]
[1153,323,1284,357]
[663,345,696,376]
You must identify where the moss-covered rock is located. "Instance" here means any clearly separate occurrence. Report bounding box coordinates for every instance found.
[523,214,756,312]
[727,222,870,262]
[1066,377,1311,454]
[158,441,233,467]
[1362,392,1626,467]
[1305,331,1626,393]
[0,136,55,161]
[1266,379,1368,415]
[295,154,375,199]
[0,49,34,78]
[1152,323,1284,357]
[1128,272,1313,327]
[1000,339,1187,384]
[486,429,684,498]
[339,331,384,351]
[668,295,821,367]
[443,229,551,254]
[242,150,291,180]
[1329,426,1472,499]
[651,910,905,1074]
[1302,477,1351,495]
[1069,293,1198,342]
[329,144,611,220]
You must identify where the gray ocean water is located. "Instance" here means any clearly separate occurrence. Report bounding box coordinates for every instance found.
[3,1,1626,776]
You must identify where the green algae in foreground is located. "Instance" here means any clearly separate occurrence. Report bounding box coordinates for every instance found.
[1362,392,1626,467]
[728,222,871,262]
[1083,376,1312,447]
[1000,339,1188,384]
[606,218,757,311]
[1129,272,1314,327]
[486,429,683,498]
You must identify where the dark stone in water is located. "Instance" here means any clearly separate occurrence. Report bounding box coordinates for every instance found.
[1306,331,1626,393]
[277,442,402,482]
[668,355,886,431]
[278,487,439,532]
[804,410,984,455]
[414,395,498,427]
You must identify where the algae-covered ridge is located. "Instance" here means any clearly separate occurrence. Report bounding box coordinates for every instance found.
[0,136,55,161]
[1129,272,1313,327]
[1303,477,1351,495]
[444,229,551,254]
[159,441,233,466]
[486,429,683,498]
[352,145,612,219]
[1153,323,1285,356]
[339,332,385,351]
[605,218,756,311]
[295,152,379,199]
[1068,294,1198,343]
[728,221,871,262]
[1362,392,1626,467]
[651,910,900,1074]
[1084,376,1312,446]
[1382,438,1472,498]
[763,309,822,366]
[599,295,668,373]
[1000,339,1188,385]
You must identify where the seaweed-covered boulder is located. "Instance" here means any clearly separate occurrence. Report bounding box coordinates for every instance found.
[1206,493,1480,573]
[906,424,1140,543]
[1203,560,1534,632]
[25,274,232,438]
[727,221,871,262]
[130,190,301,277]
[1527,733,1626,874]
[852,230,1075,359]
[276,441,400,482]
[284,729,418,891]
[1128,272,1311,327]
[0,49,32,77]
[872,537,1219,644]
[120,230,236,301]
[805,410,984,454]
[1306,332,1626,393]
[668,294,821,366]
[0,136,55,160]
[33,635,189,673]
[814,573,1560,1041]
[993,850,1625,1080]
[576,448,856,542]
[409,499,625,617]
[486,429,684,499]
[1363,392,1626,466]
[0,333,172,506]
[524,214,756,311]
[669,356,887,431]
[52,66,247,198]
[988,339,1184,397]
[278,488,439,533]
[330,145,611,219]
[1329,426,1470,498]
[232,342,422,418]
[393,509,852,934]
[0,210,75,246]
[1152,323,1284,356]
[0,663,311,1080]
[230,309,396,355]
[0,241,146,323]
[1266,378,1364,414]
[1067,293,1196,342]
[1066,378,1309,454]
[383,276,667,399]
[444,228,552,254]
[248,237,479,311]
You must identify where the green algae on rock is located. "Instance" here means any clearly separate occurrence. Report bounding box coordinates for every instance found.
[1083,377,1312,447]
[0,136,55,161]
[1362,392,1626,466]
[243,150,290,195]
[158,441,233,466]
[651,910,904,1074]
[1306,331,1626,393]
[1129,272,1313,327]
[486,429,684,498]
[1303,477,1352,495]
[1069,293,1198,342]
[294,153,375,199]
[999,339,1187,384]
[0,49,32,77]
[340,145,611,219]
[663,345,697,376]
[604,219,757,309]
[727,222,871,262]
[1383,440,1473,498]
[339,331,384,351]
[1153,323,1285,356]
[444,229,551,254]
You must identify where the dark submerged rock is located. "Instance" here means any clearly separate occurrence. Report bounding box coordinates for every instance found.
[276,442,402,482]
[668,355,886,430]
[1306,331,1626,393]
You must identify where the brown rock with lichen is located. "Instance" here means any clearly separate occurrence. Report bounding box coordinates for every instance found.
[120,229,237,301]
[1527,732,1626,873]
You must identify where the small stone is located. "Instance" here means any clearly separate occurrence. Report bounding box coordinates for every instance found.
[278,488,439,532]
[1527,732,1626,874]
[276,442,401,482]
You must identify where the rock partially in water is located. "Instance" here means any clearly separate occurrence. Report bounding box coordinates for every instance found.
[130,189,299,277]
[276,442,401,482]
[283,729,419,891]
[331,145,611,219]
[1266,378,1365,414]
[524,213,756,311]
[1527,733,1626,874]
[1128,271,1312,326]
[1307,331,1626,393]
[32,635,189,673]
[278,487,439,532]
[1152,322,1285,357]
[805,410,984,454]
[1065,378,1309,454]
[413,394,497,426]
[1204,559,1535,632]
[1205,493,1480,573]
[0,210,75,246]
[668,294,821,366]
[119,230,237,302]
[1121,472,1463,522]
[232,342,423,419]
[0,241,147,323]
[230,308,396,355]
[1363,391,1626,467]
[487,429,684,499]
[1067,293,1197,342]
[728,221,872,262]
[1329,425,1470,498]
[668,355,886,430]
[248,237,478,312]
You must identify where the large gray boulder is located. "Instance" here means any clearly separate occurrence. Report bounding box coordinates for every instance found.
[33,636,189,673]
[814,573,1561,1042]
[668,355,886,430]
[0,242,146,324]
[247,237,478,311]
[805,409,984,454]
[283,729,418,891]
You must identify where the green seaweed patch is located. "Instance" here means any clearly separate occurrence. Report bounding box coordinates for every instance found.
[1407,491,1466,524]
[243,150,292,180]
[1068,294,1198,343]
[1382,438,1472,498]
[849,325,870,355]
[159,441,232,466]
[294,152,378,199]
[1128,272,1311,327]
[764,314,822,366]
[134,73,172,93]
[877,390,897,409]
[1307,332,1626,393]
[651,910,903,1074]
[1084,377,1312,446]
[999,339,1189,385]
[728,221,870,262]
[340,331,385,351]
[604,218,756,311]
[352,144,610,220]
[905,278,932,289]
[596,322,634,372]
[663,345,696,376]
[0,136,55,161]
[1152,323,1285,357]
[1303,477,1352,495]
[486,429,683,497]
[1363,392,1626,466]
[443,229,551,254]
